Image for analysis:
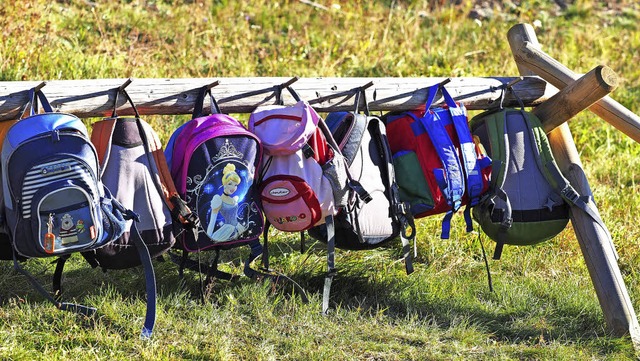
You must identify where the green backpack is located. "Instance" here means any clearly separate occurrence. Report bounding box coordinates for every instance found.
[469,108,609,259]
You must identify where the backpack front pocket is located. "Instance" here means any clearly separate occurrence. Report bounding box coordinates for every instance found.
[260,176,322,231]
[31,180,101,255]
[392,150,434,215]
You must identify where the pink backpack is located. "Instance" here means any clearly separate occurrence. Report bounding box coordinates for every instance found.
[249,87,360,313]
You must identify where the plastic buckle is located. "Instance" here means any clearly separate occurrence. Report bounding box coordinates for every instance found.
[500,217,513,230]
[561,187,580,204]
[302,143,315,159]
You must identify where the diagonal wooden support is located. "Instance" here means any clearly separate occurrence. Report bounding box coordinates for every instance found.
[512,36,640,143]
[507,24,640,348]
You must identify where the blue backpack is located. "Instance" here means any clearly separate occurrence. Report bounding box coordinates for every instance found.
[0,87,156,338]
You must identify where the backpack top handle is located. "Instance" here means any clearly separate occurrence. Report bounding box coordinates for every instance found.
[192,81,221,118]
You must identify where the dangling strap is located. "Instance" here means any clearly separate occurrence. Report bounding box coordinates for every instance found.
[52,255,71,296]
[493,111,513,260]
[322,215,336,315]
[126,210,157,339]
[12,251,96,317]
[261,221,271,271]
[477,232,494,292]
[408,86,464,239]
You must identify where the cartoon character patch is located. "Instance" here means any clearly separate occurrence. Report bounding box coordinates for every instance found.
[186,139,262,244]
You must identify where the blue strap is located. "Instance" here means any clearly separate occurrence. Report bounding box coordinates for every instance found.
[26,88,54,117]
[126,211,157,340]
[409,106,464,221]
[441,86,486,232]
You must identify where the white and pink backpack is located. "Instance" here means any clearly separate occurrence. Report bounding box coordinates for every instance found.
[249,88,361,313]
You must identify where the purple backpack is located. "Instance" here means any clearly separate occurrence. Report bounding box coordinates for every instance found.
[165,88,264,279]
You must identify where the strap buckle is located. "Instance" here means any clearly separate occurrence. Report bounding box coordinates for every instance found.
[561,187,580,204]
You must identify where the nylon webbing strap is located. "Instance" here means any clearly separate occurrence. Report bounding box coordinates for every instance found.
[13,251,97,317]
[322,215,336,315]
[52,255,70,295]
[127,211,157,339]
[26,88,54,117]
[444,86,483,232]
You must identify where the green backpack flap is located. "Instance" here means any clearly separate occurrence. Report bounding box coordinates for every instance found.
[469,108,610,259]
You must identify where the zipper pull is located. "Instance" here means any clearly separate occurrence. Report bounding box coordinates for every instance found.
[51,129,60,142]
[44,213,56,254]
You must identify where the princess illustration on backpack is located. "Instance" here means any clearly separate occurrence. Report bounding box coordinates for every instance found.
[205,163,250,242]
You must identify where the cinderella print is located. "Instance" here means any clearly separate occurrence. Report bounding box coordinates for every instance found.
[205,163,250,242]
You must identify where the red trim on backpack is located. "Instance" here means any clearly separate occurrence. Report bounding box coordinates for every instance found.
[253,114,303,127]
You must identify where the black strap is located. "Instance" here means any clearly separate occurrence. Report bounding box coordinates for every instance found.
[354,88,370,116]
[192,86,221,118]
[275,86,302,105]
[300,231,305,254]
[12,251,97,317]
[52,255,71,296]
[478,232,494,292]
[261,221,271,271]
[111,88,140,119]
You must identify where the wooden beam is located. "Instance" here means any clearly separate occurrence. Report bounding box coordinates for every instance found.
[534,65,618,133]
[0,76,555,121]
[508,23,640,347]
[512,39,640,143]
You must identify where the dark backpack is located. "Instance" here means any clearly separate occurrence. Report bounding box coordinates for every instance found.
[0,87,159,334]
[307,90,415,273]
[385,83,492,239]
[165,87,265,281]
[470,106,611,259]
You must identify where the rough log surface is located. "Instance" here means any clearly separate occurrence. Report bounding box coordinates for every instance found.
[0,76,554,120]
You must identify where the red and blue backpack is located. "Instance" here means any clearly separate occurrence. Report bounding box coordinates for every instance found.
[385,83,492,238]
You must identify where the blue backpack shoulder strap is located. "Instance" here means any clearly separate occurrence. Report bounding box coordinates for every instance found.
[409,84,465,238]
[441,86,486,232]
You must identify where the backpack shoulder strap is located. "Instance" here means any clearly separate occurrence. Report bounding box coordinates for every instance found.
[442,87,486,231]
[523,111,614,250]
[408,85,465,238]
[91,118,117,172]
[477,109,512,259]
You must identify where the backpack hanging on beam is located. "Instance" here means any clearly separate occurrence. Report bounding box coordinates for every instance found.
[249,85,356,313]
[165,86,265,282]
[307,88,415,274]
[0,86,156,337]
[385,82,492,239]
[469,96,612,259]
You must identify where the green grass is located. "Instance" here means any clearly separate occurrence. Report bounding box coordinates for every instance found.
[2,0,640,359]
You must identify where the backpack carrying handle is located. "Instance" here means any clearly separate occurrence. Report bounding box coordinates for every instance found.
[354,88,371,116]
[23,86,54,118]
[275,85,302,105]
[111,87,140,119]
[192,86,222,118]
[425,82,458,111]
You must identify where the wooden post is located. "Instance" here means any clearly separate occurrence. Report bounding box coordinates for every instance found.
[513,39,640,143]
[533,65,618,132]
[508,24,640,347]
